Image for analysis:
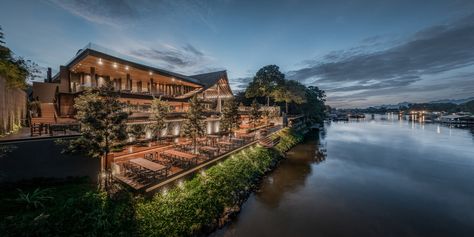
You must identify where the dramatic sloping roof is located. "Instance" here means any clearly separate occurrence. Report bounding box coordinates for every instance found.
[64,43,202,86]
[60,43,233,95]
[190,71,228,89]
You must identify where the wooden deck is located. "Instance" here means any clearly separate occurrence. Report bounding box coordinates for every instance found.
[113,125,283,192]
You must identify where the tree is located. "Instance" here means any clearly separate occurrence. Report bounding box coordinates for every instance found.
[220,98,241,134]
[127,124,145,141]
[249,99,262,128]
[245,65,285,106]
[303,86,327,123]
[182,95,206,153]
[148,97,170,140]
[271,80,307,114]
[62,81,128,190]
[0,26,4,45]
[0,26,39,89]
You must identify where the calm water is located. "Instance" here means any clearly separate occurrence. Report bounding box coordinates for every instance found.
[212,116,474,237]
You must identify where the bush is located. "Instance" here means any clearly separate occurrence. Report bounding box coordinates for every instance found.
[1,128,304,237]
[136,128,303,237]
[0,181,136,237]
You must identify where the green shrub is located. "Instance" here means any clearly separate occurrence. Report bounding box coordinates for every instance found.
[1,182,136,237]
[1,127,304,237]
[136,128,303,237]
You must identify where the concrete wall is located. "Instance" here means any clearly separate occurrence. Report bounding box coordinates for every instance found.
[0,137,100,183]
[0,76,27,135]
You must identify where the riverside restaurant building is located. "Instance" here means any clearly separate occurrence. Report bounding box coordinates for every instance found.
[31,43,234,136]
[28,43,283,191]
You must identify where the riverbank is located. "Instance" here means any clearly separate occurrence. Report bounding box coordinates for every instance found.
[213,118,474,237]
[0,127,307,237]
[135,127,305,236]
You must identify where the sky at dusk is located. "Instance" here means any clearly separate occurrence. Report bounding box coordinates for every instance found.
[1,0,473,108]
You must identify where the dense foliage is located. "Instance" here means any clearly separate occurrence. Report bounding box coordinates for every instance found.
[301,86,327,123]
[408,100,474,114]
[271,80,307,114]
[148,97,170,139]
[245,65,285,106]
[0,179,136,237]
[1,128,304,237]
[249,99,262,128]
[127,123,146,140]
[220,98,241,134]
[0,26,39,89]
[243,64,327,119]
[272,127,305,153]
[182,95,206,153]
[346,99,474,114]
[63,82,128,163]
[136,128,303,237]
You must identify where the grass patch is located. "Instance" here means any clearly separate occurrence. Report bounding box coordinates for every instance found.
[0,177,136,237]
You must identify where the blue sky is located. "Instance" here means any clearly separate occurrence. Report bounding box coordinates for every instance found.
[1,0,473,108]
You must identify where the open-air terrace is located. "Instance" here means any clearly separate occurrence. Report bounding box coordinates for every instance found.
[112,124,282,191]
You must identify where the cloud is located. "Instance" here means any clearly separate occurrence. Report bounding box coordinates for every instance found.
[286,13,474,107]
[49,0,138,27]
[128,43,216,73]
[229,77,252,91]
[49,0,221,31]
[329,71,474,108]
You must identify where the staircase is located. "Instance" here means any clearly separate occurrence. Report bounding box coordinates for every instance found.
[30,103,56,136]
[31,103,57,125]
[258,136,280,148]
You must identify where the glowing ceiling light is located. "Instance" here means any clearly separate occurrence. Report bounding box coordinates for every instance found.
[149,71,153,75]
[171,77,175,82]
[113,62,118,68]
[98,58,103,65]
[125,65,129,70]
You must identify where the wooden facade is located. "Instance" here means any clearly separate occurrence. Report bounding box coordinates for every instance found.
[32,43,234,133]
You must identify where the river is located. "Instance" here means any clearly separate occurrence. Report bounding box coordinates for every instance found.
[211,115,474,237]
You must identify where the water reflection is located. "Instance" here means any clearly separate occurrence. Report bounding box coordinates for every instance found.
[256,133,326,208]
[212,118,474,237]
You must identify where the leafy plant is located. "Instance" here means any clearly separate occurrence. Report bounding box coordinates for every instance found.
[220,98,240,134]
[245,65,285,106]
[61,81,128,190]
[136,128,303,236]
[127,124,146,141]
[182,95,206,153]
[0,26,40,89]
[16,188,53,209]
[148,97,170,140]
[249,99,262,128]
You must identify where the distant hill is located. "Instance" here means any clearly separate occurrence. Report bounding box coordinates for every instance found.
[367,97,474,110]
[429,97,474,105]
[347,97,474,113]
[372,102,411,109]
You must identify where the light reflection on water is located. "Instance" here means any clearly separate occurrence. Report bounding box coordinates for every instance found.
[211,116,474,237]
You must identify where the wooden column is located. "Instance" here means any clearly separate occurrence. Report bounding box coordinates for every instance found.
[150,78,154,93]
[90,67,95,87]
[126,74,131,90]
[217,85,221,113]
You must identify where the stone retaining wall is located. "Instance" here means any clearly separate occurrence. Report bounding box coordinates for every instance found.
[0,76,27,136]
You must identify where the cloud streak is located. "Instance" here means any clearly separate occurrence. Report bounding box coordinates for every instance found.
[127,43,217,74]
[49,0,139,27]
[288,14,474,107]
[49,0,221,31]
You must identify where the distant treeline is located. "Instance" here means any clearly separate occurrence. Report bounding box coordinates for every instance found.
[340,100,474,114]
